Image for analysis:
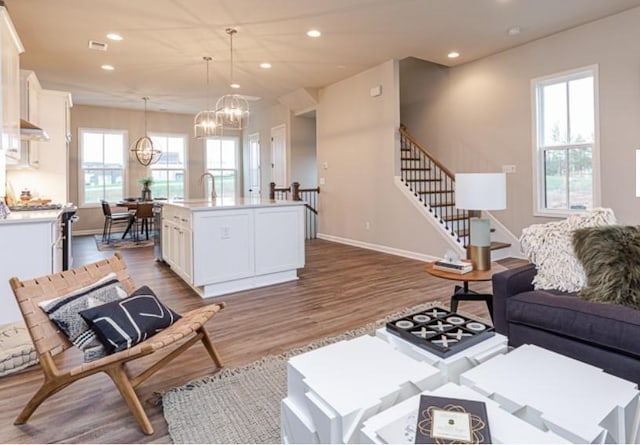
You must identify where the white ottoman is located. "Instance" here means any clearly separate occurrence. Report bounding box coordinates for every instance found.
[281,335,442,444]
[376,327,507,384]
[360,382,569,444]
[460,344,640,443]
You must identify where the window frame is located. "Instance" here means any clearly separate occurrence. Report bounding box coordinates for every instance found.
[205,136,241,200]
[77,127,128,208]
[531,64,601,217]
[147,132,189,200]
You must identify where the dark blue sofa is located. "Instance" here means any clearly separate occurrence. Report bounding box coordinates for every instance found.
[492,263,640,384]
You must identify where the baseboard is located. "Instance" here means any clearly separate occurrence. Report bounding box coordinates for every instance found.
[317,233,439,263]
[72,229,103,236]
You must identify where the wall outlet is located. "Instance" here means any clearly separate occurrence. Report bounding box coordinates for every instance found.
[320,177,326,185]
[502,165,516,173]
[322,161,328,170]
[365,221,371,230]
[221,226,230,239]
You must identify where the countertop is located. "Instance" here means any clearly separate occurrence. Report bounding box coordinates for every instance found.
[0,205,76,225]
[163,197,305,211]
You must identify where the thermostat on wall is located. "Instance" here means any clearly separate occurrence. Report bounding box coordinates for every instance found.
[370,85,382,97]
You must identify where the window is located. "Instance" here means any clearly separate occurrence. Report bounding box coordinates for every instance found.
[149,133,187,200]
[79,129,126,205]
[205,137,239,199]
[533,66,599,215]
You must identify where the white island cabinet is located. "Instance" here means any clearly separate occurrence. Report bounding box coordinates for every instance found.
[0,210,62,326]
[162,198,305,298]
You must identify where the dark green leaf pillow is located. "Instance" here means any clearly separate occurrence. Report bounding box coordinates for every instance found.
[572,225,640,309]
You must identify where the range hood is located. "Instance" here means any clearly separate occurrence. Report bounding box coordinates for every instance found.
[20,118,49,141]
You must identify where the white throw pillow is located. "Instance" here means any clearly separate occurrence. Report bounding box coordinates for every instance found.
[519,208,617,292]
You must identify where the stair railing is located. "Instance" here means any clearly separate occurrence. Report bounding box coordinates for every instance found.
[269,182,320,240]
[399,127,470,247]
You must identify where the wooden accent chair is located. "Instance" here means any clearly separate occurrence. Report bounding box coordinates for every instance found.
[9,252,225,435]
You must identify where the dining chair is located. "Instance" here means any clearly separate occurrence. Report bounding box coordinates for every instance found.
[134,202,154,241]
[100,200,134,243]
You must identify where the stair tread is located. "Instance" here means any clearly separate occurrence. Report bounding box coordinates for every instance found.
[429,202,455,207]
[418,190,454,194]
[401,157,421,161]
[443,215,469,222]
[402,167,431,171]
[405,178,440,183]
[490,241,511,251]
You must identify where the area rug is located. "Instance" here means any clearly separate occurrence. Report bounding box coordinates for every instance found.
[162,301,471,444]
[93,234,153,251]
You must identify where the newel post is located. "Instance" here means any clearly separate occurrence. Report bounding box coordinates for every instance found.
[269,182,276,200]
[291,182,301,201]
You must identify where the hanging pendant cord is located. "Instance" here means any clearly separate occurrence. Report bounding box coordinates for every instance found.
[143,97,148,136]
[226,28,237,86]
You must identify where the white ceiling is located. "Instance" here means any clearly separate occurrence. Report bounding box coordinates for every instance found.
[6,0,640,115]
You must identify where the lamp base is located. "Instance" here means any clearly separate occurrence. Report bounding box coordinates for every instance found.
[468,245,491,271]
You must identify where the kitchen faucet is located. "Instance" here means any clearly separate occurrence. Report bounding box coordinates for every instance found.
[199,172,217,200]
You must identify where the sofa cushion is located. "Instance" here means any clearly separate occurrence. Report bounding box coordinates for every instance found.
[506,290,640,358]
[519,208,616,292]
[572,225,640,310]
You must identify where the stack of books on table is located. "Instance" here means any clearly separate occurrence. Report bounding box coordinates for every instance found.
[433,259,473,274]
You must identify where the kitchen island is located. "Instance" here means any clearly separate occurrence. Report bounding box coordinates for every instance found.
[161,198,305,298]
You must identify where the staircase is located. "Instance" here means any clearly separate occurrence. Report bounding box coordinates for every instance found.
[399,127,511,254]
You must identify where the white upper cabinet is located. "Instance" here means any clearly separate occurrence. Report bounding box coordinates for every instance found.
[0,3,24,194]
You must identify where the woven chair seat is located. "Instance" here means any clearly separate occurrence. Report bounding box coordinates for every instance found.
[9,253,225,435]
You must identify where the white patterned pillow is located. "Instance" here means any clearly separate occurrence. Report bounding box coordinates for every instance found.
[520,208,617,292]
[38,273,128,361]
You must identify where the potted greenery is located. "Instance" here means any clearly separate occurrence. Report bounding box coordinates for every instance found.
[138,177,153,201]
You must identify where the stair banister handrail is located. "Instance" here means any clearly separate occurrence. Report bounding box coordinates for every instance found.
[399,127,456,180]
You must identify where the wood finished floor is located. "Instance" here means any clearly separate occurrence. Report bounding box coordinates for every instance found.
[0,236,526,443]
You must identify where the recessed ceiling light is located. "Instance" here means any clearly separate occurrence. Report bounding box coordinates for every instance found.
[447,51,460,59]
[106,33,123,41]
[306,29,321,38]
[101,64,115,71]
[230,82,240,89]
[507,26,521,36]
[259,62,272,69]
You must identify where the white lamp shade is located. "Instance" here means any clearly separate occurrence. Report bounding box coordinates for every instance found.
[455,173,506,210]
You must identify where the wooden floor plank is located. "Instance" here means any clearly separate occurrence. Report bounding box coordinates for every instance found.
[0,236,526,443]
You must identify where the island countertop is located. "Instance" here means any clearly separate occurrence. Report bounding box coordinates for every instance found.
[163,197,304,211]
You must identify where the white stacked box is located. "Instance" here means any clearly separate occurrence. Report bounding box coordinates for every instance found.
[376,327,508,384]
[360,382,569,444]
[281,335,442,444]
[460,344,640,444]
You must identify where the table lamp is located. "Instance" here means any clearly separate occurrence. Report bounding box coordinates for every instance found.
[455,173,507,271]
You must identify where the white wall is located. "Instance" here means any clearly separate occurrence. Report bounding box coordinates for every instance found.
[243,102,290,196]
[402,7,640,235]
[316,59,451,257]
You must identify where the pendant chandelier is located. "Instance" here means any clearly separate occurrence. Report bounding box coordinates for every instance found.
[215,28,249,133]
[194,56,218,138]
[130,97,161,166]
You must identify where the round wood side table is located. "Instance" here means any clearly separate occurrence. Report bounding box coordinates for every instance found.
[425,261,507,319]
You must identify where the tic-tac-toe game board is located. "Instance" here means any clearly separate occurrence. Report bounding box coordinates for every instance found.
[385,306,494,358]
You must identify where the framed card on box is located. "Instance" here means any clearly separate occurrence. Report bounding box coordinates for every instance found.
[415,395,491,444]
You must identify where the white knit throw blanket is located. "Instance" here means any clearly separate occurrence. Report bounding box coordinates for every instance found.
[520,208,617,292]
